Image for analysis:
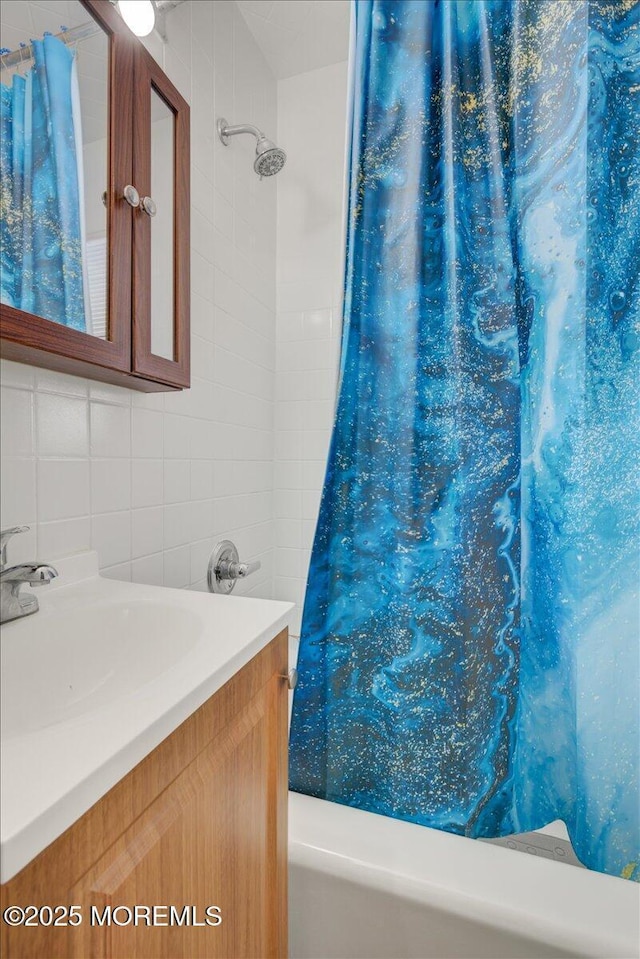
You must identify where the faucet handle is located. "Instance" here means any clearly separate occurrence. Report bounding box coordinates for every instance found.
[207,540,262,594]
[0,526,30,569]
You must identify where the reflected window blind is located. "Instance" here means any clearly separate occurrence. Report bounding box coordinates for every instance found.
[85,237,107,338]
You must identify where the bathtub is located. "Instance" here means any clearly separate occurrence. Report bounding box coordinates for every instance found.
[288,792,640,959]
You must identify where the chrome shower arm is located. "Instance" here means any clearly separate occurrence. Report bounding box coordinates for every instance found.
[217,120,263,144]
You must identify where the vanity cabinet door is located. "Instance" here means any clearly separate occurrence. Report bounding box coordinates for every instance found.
[131,47,190,388]
[71,659,286,958]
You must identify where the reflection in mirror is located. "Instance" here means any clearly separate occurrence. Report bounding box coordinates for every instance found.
[150,86,175,360]
[0,0,109,338]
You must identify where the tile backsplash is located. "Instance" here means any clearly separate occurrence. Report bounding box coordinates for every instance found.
[0,1,278,598]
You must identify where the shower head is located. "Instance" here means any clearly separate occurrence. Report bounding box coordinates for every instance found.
[254,136,286,177]
[217,118,286,178]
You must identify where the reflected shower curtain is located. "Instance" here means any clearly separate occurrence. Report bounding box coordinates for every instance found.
[0,34,87,331]
[289,0,640,881]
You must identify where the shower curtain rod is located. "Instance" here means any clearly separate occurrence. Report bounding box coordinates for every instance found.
[0,21,99,70]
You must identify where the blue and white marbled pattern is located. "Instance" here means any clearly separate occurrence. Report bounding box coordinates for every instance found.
[289,0,639,881]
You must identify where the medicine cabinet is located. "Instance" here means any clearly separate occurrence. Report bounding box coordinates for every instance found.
[0,0,190,391]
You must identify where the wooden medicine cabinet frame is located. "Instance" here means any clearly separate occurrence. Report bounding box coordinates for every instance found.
[0,0,190,392]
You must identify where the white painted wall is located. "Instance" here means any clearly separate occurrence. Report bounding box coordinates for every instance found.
[273,60,349,637]
[0,1,278,597]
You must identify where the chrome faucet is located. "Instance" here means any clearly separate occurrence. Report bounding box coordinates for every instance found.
[0,527,58,625]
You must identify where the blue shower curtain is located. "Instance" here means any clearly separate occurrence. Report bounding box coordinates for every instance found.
[0,35,87,331]
[289,0,640,882]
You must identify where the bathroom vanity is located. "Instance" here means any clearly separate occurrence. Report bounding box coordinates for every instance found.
[0,554,292,958]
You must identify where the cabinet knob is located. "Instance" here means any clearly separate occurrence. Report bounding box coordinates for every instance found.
[285,668,298,690]
[141,196,157,217]
[123,184,140,208]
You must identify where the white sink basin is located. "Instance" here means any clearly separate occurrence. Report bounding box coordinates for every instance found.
[0,551,293,883]
[1,601,201,737]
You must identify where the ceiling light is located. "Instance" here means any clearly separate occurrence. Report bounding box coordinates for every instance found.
[117,0,156,37]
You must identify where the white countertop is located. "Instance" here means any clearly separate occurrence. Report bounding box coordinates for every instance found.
[0,552,293,883]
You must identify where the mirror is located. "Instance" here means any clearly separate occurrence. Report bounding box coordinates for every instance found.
[150,85,175,360]
[0,0,109,338]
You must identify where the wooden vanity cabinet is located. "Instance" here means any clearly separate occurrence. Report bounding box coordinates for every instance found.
[0,631,289,959]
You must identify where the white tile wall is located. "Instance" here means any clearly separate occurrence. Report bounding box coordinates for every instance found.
[0,1,278,598]
[274,60,349,636]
